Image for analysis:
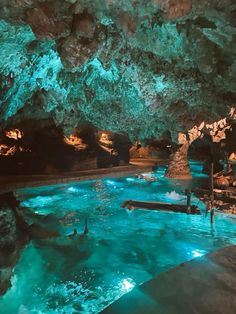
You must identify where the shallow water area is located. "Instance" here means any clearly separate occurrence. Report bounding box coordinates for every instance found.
[0,162,235,314]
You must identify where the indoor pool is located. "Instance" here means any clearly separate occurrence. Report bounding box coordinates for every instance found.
[0,162,235,314]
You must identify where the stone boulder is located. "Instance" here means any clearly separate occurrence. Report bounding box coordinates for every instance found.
[0,206,17,252]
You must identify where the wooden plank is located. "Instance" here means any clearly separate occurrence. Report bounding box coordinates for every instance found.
[122,200,201,215]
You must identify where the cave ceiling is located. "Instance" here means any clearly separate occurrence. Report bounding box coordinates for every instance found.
[0,0,235,141]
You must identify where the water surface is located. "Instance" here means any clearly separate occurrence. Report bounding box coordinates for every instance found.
[0,162,235,313]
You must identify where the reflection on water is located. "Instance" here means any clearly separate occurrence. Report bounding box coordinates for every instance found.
[0,162,235,314]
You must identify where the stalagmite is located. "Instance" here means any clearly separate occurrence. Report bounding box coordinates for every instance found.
[165,132,191,179]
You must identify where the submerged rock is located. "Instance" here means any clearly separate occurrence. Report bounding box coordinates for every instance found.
[0,268,13,296]
[0,206,17,252]
[28,224,60,239]
[0,192,60,295]
[0,192,24,295]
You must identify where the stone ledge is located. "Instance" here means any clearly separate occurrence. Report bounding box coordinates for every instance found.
[0,165,152,192]
[102,245,236,314]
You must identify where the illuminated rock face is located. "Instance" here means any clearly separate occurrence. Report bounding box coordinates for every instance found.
[0,120,132,174]
[165,133,191,178]
[0,0,235,142]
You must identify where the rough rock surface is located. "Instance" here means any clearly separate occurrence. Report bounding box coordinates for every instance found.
[0,192,23,296]
[165,143,191,178]
[0,119,132,175]
[0,192,60,295]
[0,1,235,141]
[0,207,17,251]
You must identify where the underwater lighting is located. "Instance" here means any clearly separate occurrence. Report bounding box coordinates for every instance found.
[67,187,78,193]
[21,195,62,209]
[191,249,206,258]
[120,278,135,293]
[126,177,135,182]
[105,180,116,186]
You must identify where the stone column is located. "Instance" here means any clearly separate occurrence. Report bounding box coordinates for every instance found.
[165,142,191,179]
[165,132,192,179]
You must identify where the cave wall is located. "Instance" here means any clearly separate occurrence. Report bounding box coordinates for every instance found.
[0,1,235,142]
[0,120,132,174]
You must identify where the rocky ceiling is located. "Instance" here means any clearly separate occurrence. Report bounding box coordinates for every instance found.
[0,0,235,141]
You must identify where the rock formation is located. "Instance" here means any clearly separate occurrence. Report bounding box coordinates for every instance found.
[0,191,62,295]
[166,110,236,178]
[165,141,191,178]
[0,1,235,143]
[0,120,132,174]
[0,192,27,295]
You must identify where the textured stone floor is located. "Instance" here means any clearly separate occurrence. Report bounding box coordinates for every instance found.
[102,245,236,314]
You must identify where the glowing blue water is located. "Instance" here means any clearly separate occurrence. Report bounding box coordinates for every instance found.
[0,162,235,313]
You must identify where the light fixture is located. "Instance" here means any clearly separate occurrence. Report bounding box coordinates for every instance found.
[119,278,135,293]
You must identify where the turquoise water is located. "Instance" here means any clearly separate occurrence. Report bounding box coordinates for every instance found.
[0,162,235,313]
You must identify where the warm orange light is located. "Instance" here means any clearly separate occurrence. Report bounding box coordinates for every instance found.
[5,128,24,140]
[186,109,235,145]
[64,135,87,151]
[0,144,17,156]
[229,152,236,161]
[99,132,112,145]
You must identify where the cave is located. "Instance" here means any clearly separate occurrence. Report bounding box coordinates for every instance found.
[0,1,236,314]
